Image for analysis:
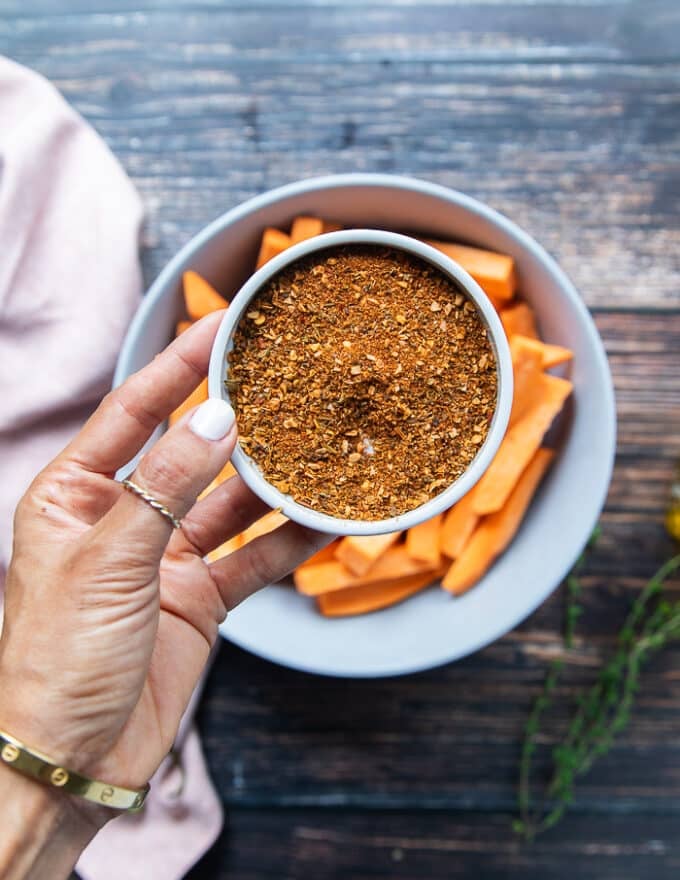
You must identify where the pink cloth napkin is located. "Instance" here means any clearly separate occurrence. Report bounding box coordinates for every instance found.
[0,57,222,878]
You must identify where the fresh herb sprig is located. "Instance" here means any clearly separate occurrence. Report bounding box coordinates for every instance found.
[515,534,680,841]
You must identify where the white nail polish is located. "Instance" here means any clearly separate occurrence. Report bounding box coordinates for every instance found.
[189,399,235,441]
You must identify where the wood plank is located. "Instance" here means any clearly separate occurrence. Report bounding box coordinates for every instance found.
[595,312,680,461]
[185,809,680,880]
[1,9,679,309]
[605,456,676,512]
[2,0,679,68]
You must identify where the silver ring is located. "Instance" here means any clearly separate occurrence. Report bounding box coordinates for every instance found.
[120,479,182,529]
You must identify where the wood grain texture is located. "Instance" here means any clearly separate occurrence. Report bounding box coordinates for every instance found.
[194,542,680,814]
[598,313,680,462]
[3,1,679,878]
[1,2,680,310]
[185,809,680,880]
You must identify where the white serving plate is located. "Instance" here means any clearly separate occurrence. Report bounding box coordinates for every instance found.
[114,174,616,678]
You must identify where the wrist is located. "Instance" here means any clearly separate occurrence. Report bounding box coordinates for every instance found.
[0,689,89,774]
[0,664,121,835]
[0,756,105,880]
[0,651,107,775]
[0,645,152,791]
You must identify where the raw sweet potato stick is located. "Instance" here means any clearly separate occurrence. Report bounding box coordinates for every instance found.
[183,270,229,319]
[439,490,480,559]
[256,228,292,268]
[473,374,572,515]
[508,335,546,428]
[318,568,445,617]
[510,334,573,370]
[405,514,443,566]
[442,449,555,595]
[335,532,402,576]
[500,302,539,340]
[423,238,516,300]
[290,216,324,242]
[295,546,438,596]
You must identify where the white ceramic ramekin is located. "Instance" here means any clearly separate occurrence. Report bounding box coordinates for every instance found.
[208,228,513,536]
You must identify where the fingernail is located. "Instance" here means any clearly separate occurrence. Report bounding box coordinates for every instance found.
[189,399,235,441]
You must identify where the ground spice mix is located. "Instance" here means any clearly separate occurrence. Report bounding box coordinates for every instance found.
[227,245,498,520]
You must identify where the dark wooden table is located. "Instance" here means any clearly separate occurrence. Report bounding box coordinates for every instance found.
[3,1,680,877]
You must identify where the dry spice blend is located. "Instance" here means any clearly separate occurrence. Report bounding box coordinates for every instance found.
[227,245,498,520]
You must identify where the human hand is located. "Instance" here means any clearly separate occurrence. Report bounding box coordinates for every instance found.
[0,312,328,813]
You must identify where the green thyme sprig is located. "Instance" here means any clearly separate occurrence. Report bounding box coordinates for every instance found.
[515,528,599,833]
[514,535,680,841]
[565,526,601,649]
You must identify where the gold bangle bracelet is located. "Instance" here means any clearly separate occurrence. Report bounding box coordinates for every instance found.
[0,728,149,812]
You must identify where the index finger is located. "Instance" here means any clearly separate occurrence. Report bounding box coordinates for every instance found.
[60,311,224,474]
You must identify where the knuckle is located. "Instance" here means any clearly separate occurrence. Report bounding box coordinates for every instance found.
[13,486,36,525]
[167,345,204,383]
[290,525,326,564]
[14,468,56,520]
[296,525,324,555]
[109,374,163,431]
[228,489,259,530]
[180,515,213,556]
[244,539,278,589]
[137,449,193,497]
[13,462,93,539]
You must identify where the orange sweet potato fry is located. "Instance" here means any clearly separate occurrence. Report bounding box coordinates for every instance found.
[538,342,573,369]
[208,510,287,563]
[168,378,208,427]
[183,270,229,320]
[240,510,288,546]
[472,374,572,515]
[322,220,343,233]
[442,449,555,595]
[405,514,443,567]
[207,534,244,564]
[486,292,506,313]
[436,338,544,561]
[510,334,573,370]
[295,546,437,596]
[334,532,402,576]
[500,302,538,340]
[439,490,480,559]
[256,228,292,268]
[509,335,545,427]
[423,239,516,300]
[290,216,324,243]
[317,569,444,617]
